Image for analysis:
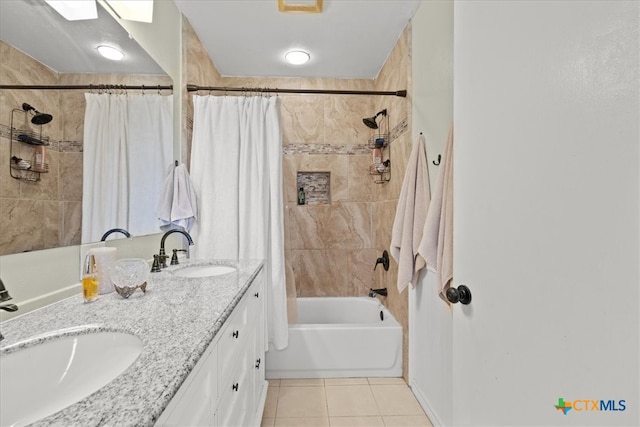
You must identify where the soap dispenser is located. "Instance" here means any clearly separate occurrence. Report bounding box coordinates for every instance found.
[82,254,99,302]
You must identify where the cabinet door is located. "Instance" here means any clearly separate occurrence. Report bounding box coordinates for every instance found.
[157,347,217,426]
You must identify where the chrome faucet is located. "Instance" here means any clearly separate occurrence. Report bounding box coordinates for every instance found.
[100,228,131,241]
[0,278,19,313]
[152,229,194,272]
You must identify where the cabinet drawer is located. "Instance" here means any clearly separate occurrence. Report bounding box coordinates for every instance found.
[216,337,253,427]
[246,272,264,323]
[217,275,263,376]
[217,295,250,377]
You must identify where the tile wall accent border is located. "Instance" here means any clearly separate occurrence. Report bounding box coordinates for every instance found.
[283,116,408,155]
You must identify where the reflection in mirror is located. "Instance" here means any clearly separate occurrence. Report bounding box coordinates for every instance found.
[0,1,172,256]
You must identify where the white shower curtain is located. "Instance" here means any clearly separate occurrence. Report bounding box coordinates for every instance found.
[190,95,288,350]
[82,93,173,243]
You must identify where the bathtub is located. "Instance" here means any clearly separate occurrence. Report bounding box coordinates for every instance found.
[265,297,402,379]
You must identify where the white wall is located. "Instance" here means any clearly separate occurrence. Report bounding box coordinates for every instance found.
[409,1,453,426]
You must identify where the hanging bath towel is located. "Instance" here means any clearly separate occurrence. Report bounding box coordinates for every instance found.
[390,134,431,293]
[417,125,454,302]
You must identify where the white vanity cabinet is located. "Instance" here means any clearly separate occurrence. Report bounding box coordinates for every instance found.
[157,268,267,426]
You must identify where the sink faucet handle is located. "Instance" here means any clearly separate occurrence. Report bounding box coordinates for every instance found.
[170,249,188,265]
[151,255,161,273]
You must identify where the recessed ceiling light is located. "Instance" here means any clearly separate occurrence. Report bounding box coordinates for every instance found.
[285,50,310,65]
[97,45,125,61]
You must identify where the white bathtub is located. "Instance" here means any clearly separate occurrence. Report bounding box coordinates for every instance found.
[265,297,402,378]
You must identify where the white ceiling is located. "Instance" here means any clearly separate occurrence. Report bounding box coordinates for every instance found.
[0,0,420,80]
[173,0,420,79]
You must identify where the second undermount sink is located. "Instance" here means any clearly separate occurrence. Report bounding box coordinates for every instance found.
[172,264,237,278]
[0,331,142,427]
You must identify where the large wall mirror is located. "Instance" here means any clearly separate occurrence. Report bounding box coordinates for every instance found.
[0,0,175,256]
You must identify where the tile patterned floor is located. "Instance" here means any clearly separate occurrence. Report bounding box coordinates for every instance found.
[261,378,433,427]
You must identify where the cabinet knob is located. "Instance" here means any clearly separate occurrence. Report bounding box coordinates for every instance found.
[232,383,239,392]
[232,330,239,339]
[255,358,261,369]
[254,292,259,298]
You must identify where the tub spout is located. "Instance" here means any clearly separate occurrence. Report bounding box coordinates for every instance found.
[369,288,388,298]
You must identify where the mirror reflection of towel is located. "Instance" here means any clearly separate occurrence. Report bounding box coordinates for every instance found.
[157,163,198,232]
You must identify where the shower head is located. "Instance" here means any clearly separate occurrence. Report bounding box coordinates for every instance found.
[362,109,387,130]
[22,103,53,125]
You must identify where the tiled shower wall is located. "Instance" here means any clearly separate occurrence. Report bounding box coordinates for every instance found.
[0,40,170,255]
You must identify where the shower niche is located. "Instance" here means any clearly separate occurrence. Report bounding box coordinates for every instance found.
[7,104,52,182]
[296,172,330,206]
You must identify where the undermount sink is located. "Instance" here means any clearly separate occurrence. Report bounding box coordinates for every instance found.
[172,264,237,278]
[0,331,142,427]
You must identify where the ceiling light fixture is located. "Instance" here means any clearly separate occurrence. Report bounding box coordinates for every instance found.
[285,50,310,65]
[278,0,323,13]
[44,0,97,21]
[97,45,125,61]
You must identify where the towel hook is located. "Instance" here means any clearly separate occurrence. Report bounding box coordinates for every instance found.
[433,154,441,166]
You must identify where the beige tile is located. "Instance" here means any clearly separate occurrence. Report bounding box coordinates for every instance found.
[280,378,325,387]
[325,378,369,386]
[277,386,328,418]
[367,378,406,385]
[268,379,282,387]
[382,415,433,427]
[262,417,276,427]
[275,417,330,426]
[326,385,379,417]
[264,385,280,418]
[370,385,424,416]
[330,416,385,426]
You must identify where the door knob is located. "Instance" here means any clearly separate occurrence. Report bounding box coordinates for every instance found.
[446,285,472,305]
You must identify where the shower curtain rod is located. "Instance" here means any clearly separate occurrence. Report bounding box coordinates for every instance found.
[0,84,173,91]
[187,84,407,97]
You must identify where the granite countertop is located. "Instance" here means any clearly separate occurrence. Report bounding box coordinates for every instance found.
[0,259,264,427]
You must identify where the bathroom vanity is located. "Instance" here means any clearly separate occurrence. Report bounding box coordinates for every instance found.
[0,259,266,427]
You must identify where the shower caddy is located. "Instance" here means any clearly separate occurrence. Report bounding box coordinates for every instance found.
[8,107,50,182]
[365,108,391,184]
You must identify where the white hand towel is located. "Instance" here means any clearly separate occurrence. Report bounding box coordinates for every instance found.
[390,134,431,293]
[170,163,198,232]
[417,125,454,302]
